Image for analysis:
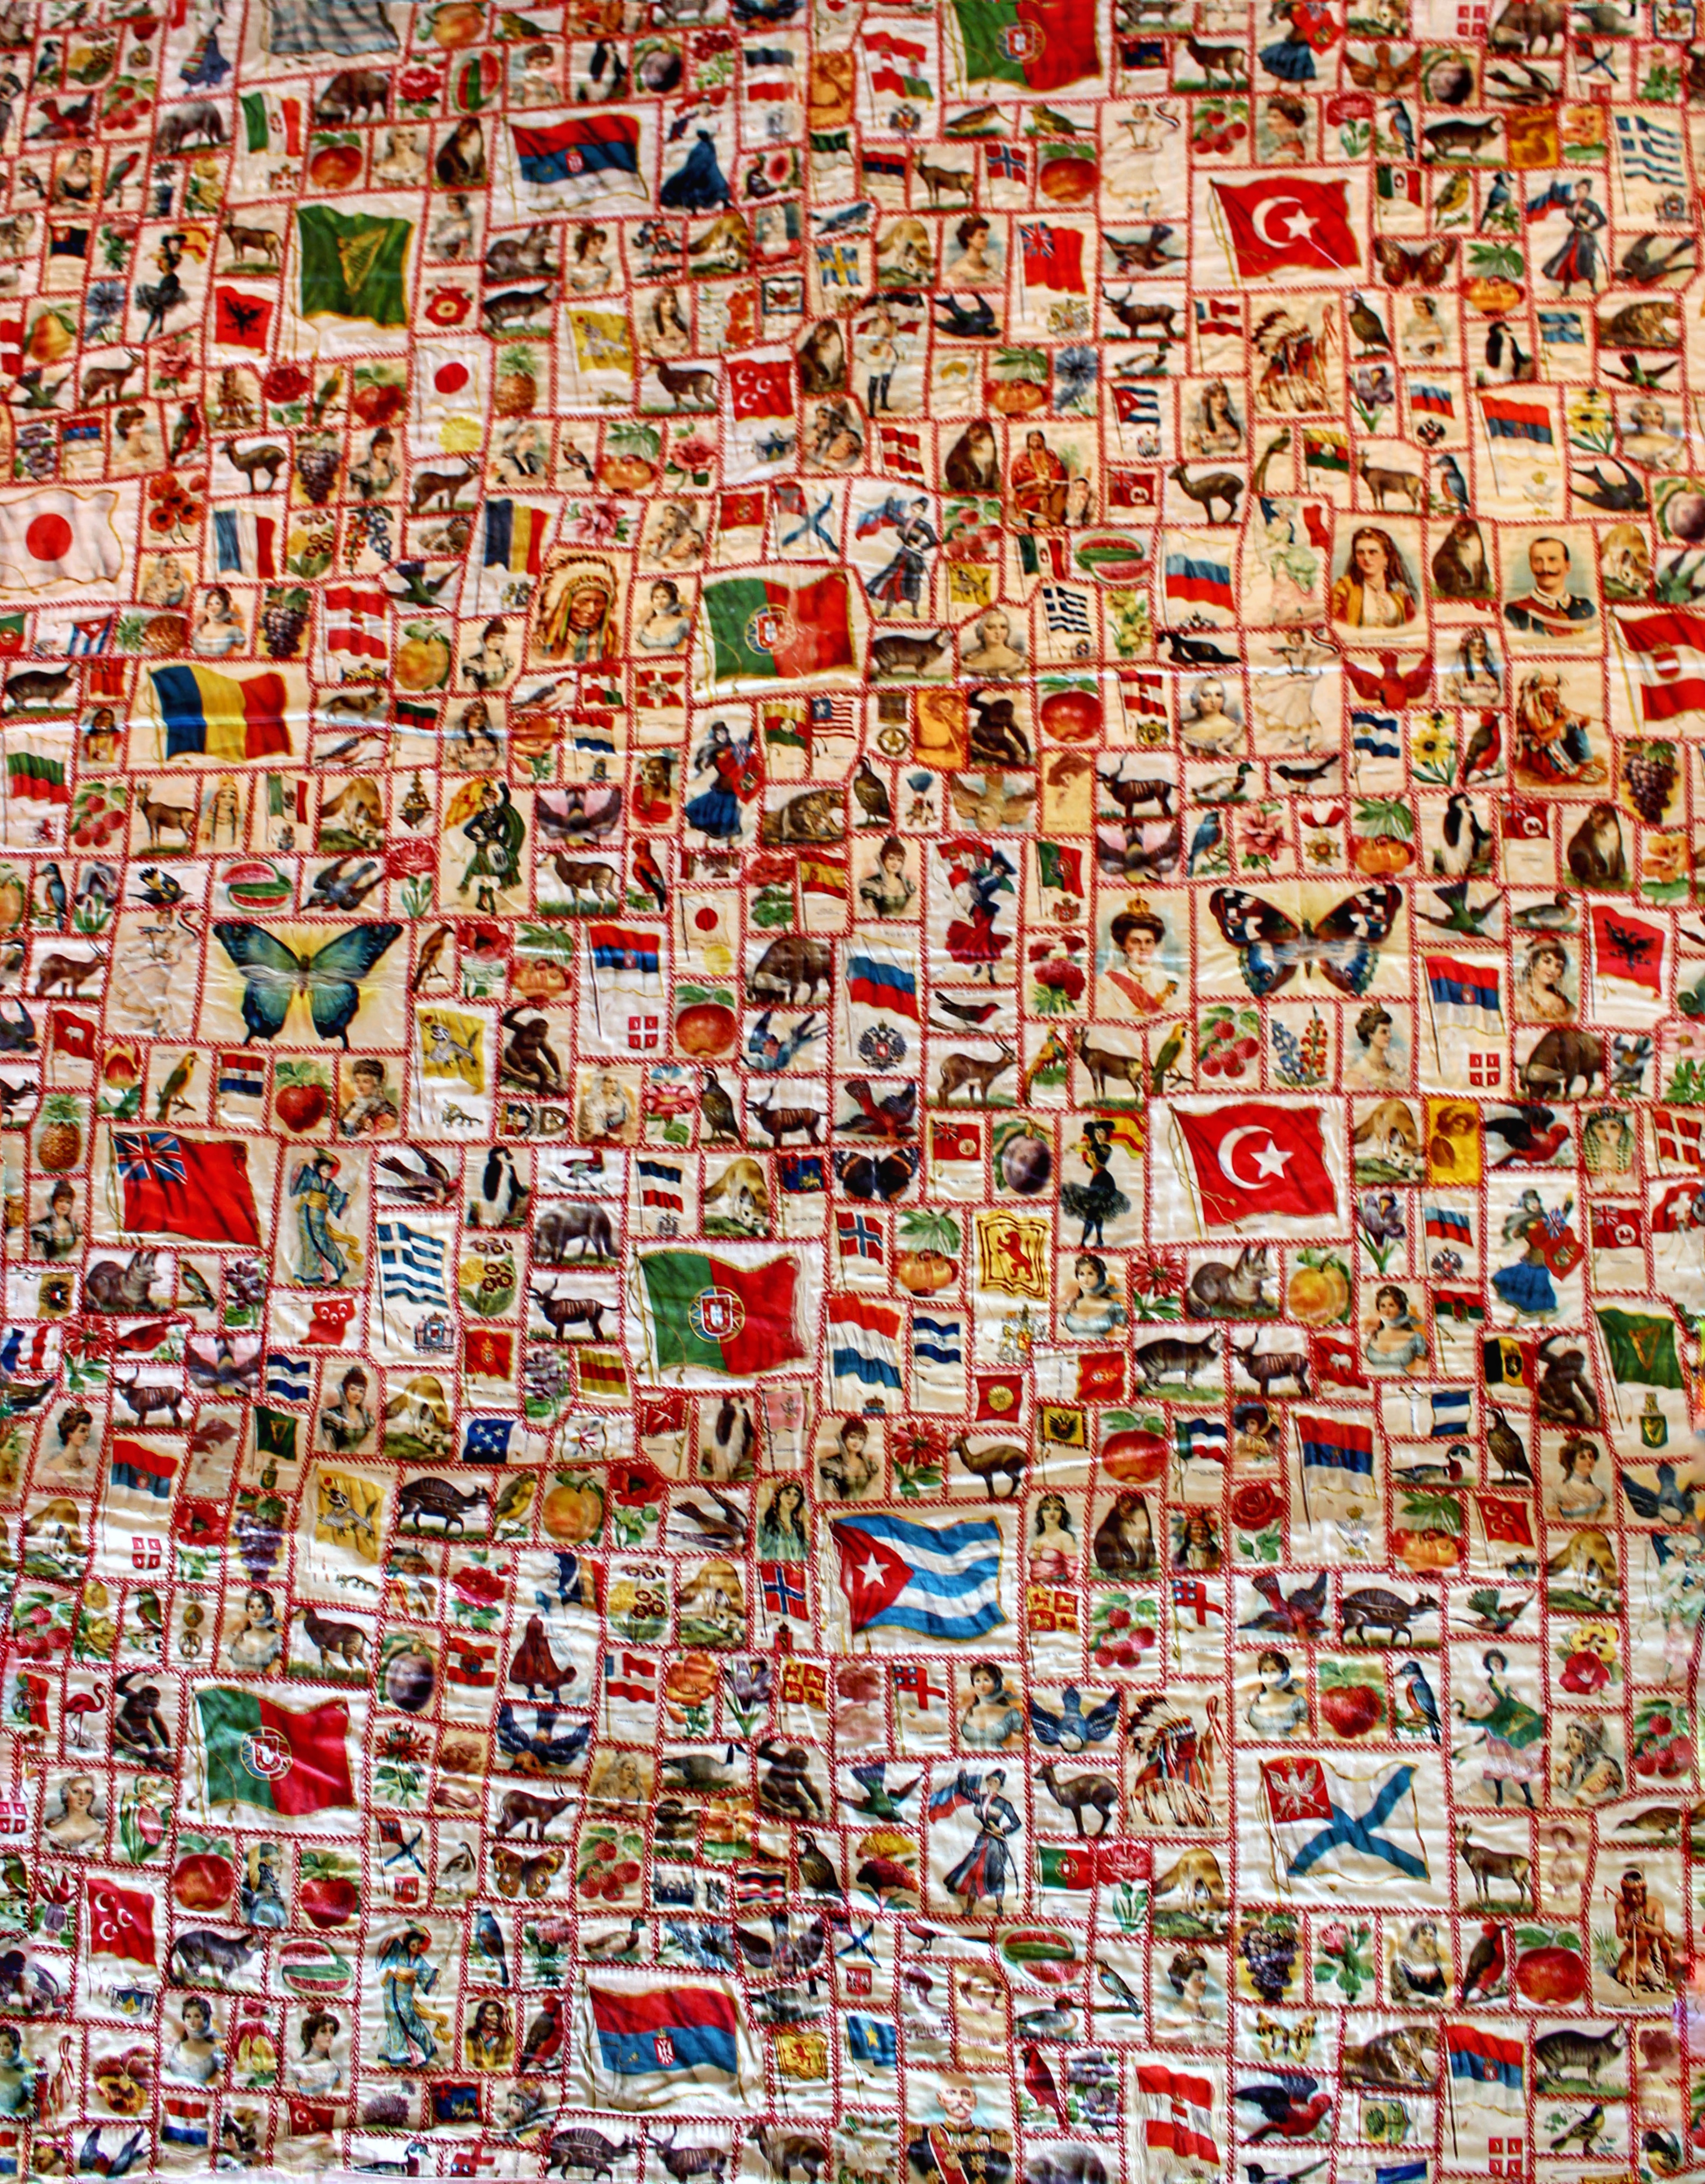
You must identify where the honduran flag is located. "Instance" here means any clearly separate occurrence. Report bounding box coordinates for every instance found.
[1614,608,1705,730]
[1479,392,1553,446]
[1425,953,1502,1034]
[589,1983,740,2078]
[149,665,290,762]
[484,499,548,577]
[847,942,919,1022]
[1164,551,1233,614]
[1297,1414,1374,1478]
[1430,1387,1472,1439]
[1445,2022,1523,2093]
[512,115,641,186]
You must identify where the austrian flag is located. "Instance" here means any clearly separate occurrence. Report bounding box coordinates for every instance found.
[1614,608,1705,729]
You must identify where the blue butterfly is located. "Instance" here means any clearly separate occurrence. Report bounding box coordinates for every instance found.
[1209,884,1401,999]
[212,921,403,1048]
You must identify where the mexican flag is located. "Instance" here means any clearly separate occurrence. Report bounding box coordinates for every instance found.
[702,572,855,684]
[1596,1307,1684,1389]
[638,1250,805,1376]
[296,205,413,328]
[195,1687,356,1817]
[949,0,1099,92]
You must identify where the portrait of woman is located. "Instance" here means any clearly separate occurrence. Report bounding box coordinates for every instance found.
[45,1773,101,1852]
[167,1998,223,2085]
[1331,527,1417,628]
[958,1662,1025,1749]
[1179,675,1242,756]
[1362,1283,1428,1376]
[226,1588,282,1674]
[946,215,1001,286]
[464,1998,514,2071]
[289,2011,345,2097]
[1247,1650,1307,1738]
[1062,1253,1128,1339]
[859,835,916,918]
[1445,628,1501,706]
[1514,937,1575,1023]
[192,585,247,658]
[1345,1004,1406,1091]
[318,1367,374,1453]
[1102,902,1177,1018]
[635,578,692,652]
[1188,379,1243,458]
[757,1479,808,1561]
[1553,1436,1607,1520]
[1029,1493,1078,1582]
[961,606,1025,677]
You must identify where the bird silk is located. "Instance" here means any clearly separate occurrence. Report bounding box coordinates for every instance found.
[0,2,1702,2182]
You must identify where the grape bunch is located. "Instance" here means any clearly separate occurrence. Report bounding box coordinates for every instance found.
[1624,739,1678,826]
[260,585,310,661]
[1200,1013,1260,1080]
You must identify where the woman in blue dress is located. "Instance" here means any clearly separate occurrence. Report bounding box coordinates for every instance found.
[377,1926,442,2067]
[290,1153,349,1287]
[685,720,757,841]
[1493,1189,1565,1319]
[935,1769,1021,1916]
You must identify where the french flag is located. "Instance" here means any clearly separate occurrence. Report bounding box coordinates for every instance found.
[1425,953,1501,1034]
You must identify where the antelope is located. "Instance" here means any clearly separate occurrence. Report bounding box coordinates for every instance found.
[936,1041,1015,1106]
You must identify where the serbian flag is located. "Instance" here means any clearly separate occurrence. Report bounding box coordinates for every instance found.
[113,1132,262,1247]
[1296,1413,1374,1478]
[1592,902,1664,995]
[1425,954,1502,1034]
[1479,392,1554,445]
[702,571,855,684]
[1171,1101,1337,1228]
[1614,608,1705,729]
[149,665,291,762]
[194,1688,356,1817]
[589,1984,741,2078]
[512,115,640,185]
[1209,177,1360,277]
[1020,222,1085,293]
[1445,2023,1523,2093]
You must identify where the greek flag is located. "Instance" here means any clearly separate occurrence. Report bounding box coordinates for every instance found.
[1615,113,1685,188]
[1041,585,1093,637]
[376,1221,450,1310]
[265,1352,311,1403]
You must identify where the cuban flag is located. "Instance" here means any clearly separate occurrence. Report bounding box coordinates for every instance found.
[588,1983,741,2080]
[1425,953,1502,1034]
[1296,1414,1374,1478]
[847,940,919,1022]
[831,1510,1004,1640]
[828,1295,902,1395]
[1260,1755,1427,1887]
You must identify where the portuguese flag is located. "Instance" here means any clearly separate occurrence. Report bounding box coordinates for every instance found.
[639,1250,805,1376]
[949,0,1099,92]
[702,572,855,684]
[196,1687,356,1817]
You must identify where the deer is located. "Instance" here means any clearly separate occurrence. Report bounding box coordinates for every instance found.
[221,438,288,492]
[136,788,197,848]
[1072,1030,1145,1099]
[1357,448,1423,511]
[1455,1823,1533,1909]
[655,359,716,410]
[1186,33,1246,83]
[936,1042,1015,1107]
[408,458,478,515]
[1036,1762,1119,1838]
[1169,463,1243,524]
[1099,757,1174,823]
[947,1430,1026,1500]
[80,351,140,405]
[749,1088,821,1146]
[913,149,972,204]
[1105,290,1180,342]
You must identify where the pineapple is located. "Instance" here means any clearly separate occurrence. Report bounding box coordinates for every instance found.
[37,1095,83,1174]
[494,343,539,418]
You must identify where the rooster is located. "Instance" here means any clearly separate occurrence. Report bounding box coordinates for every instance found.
[836,1078,917,1140]
[1240,1571,1327,1640]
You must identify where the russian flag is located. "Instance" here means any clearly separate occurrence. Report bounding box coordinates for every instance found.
[847,943,918,1022]
[589,1984,740,2077]
[1297,1414,1374,1477]
[512,115,641,186]
[1164,552,1232,610]
[1425,1205,1472,1244]
[1425,953,1501,1033]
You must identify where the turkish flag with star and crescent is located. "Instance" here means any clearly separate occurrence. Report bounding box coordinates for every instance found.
[1172,1102,1338,1229]
[1209,178,1361,279]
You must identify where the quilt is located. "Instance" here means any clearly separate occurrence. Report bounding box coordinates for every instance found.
[0,0,1702,2178]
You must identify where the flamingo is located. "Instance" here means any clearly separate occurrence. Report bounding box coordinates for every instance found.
[63,1687,103,1749]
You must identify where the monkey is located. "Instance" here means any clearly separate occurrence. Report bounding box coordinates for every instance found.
[756,1741,826,1821]
[1093,1491,1155,1577]
[1431,517,1491,601]
[943,421,1001,492]
[112,1671,173,1760]
[967,689,1032,767]
[1566,802,1626,886]
[1538,1336,1602,1429]
[500,1007,565,1097]
[796,318,846,395]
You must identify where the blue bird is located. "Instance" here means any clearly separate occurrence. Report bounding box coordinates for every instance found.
[1480,170,1514,228]
[39,862,67,929]
[1398,1660,1441,1744]
[1437,454,1469,514]
[474,1906,510,1988]
[1383,99,1415,161]
[1187,809,1223,876]
[814,201,872,237]
[1621,1463,1705,1527]
[1030,1687,1120,1752]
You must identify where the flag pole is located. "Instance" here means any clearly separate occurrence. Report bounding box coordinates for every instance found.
[1424,980,1445,1083]
[1446,2041,1461,2162]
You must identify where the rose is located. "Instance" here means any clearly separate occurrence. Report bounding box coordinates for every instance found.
[396,65,445,101]
[1560,1649,1610,1695]
[1326,93,1373,125]
[1319,1922,1348,1957]
[262,362,310,404]
[1231,1482,1283,1533]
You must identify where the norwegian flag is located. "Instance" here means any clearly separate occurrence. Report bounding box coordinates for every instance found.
[836,1211,885,1261]
[985,143,1027,180]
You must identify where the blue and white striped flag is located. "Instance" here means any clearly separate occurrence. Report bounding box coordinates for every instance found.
[265,1351,311,1403]
[376,1221,450,1310]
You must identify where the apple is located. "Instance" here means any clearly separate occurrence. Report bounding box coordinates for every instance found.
[300,1874,359,1930]
[173,1852,235,1912]
[674,1002,736,1058]
[1318,1684,1383,1739]
[1514,1943,1586,2005]
[274,1083,329,1133]
[1040,689,1103,743]
[308,143,363,191]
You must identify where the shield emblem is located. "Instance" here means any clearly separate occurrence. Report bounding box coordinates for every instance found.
[691,1285,743,1342]
[1537,1224,1583,1278]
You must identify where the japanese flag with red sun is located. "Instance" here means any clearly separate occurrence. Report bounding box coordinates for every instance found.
[0,487,124,594]
[1172,1101,1338,1229]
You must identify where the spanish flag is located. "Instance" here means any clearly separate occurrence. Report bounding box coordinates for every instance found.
[150,665,291,762]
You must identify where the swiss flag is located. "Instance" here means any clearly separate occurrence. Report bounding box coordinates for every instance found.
[87,1878,157,1965]
[1209,178,1361,278]
[1172,1102,1337,1229]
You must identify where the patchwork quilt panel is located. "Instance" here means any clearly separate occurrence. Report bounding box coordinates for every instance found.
[0,0,1703,2179]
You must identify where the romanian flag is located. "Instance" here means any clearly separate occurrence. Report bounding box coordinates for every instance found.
[195,1687,356,1817]
[484,499,548,577]
[150,665,291,762]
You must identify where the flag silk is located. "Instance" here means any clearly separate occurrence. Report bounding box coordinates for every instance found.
[1209,177,1360,276]
[113,1132,262,1247]
[1172,1102,1337,1227]
[1591,902,1664,992]
[150,665,291,762]
[589,1984,741,2077]
[0,487,124,592]
[296,205,413,325]
[1260,1755,1427,1886]
[831,1509,1004,1640]
[1596,1306,1684,1388]
[195,1687,356,1817]
[949,0,1099,91]
[1615,608,1705,728]
[86,1878,157,1964]
[702,572,856,682]
[639,1250,805,1375]
[512,115,641,185]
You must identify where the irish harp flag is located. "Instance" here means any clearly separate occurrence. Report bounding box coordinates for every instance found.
[1614,609,1705,730]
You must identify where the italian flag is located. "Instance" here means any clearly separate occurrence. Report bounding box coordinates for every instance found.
[1615,608,1705,728]
[638,1250,804,1376]
[195,1687,356,1817]
[702,572,855,684]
